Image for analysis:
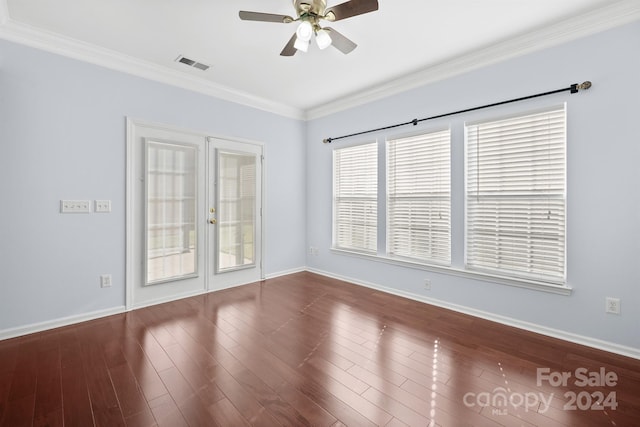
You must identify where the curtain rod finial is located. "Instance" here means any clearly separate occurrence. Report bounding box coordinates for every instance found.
[572,81,592,93]
[579,81,592,91]
[323,138,333,144]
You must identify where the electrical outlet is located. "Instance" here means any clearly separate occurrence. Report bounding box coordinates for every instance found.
[424,279,431,290]
[60,200,91,213]
[309,246,319,256]
[605,297,620,315]
[100,274,112,288]
[95,200,111,213]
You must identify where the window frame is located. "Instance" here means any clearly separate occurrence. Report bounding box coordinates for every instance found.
[464,104,567,284]
[386,128,452,265]
[332,141,379,254]
[144,138,199,286]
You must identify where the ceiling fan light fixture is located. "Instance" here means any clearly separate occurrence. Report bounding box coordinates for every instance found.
[294,37,310,52]
[239,0,379,56]
[296,21,313,42]
[315,29,332,50]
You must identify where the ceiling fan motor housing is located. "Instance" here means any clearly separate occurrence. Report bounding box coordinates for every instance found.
[294,0,327,18]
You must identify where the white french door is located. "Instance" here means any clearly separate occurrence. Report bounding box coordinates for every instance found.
[126,120,263,308]
[207,137,263,290]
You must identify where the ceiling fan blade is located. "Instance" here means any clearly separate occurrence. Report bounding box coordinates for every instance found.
[325,28,357,54]
[239,11,294,23]
[324,0,378,22]
[280,33,298,56]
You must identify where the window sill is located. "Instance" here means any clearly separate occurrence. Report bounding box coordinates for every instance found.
[330,248,572,296]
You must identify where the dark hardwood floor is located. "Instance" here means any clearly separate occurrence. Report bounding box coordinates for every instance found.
[1,271,639,426]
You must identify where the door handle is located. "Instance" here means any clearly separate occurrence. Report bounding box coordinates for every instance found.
[209,218,217,224]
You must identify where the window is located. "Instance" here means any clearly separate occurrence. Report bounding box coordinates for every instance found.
[333,142,378,253]
[387,130,451,264]
[145,140,198,285]
[465,105,566,282]
[217,151,256,271]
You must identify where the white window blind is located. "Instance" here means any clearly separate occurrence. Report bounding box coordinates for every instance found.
[387,130,451,263]
[333,143,378,253]
[466,106,566,282]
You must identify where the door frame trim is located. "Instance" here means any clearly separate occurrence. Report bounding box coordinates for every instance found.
[125,118,265,310]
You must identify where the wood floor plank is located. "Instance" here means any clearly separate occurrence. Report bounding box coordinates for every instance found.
[32,346,62,427]
[157,366,220,426]
[178,393,222,427]
[108,361,152,419]
[7,339,38,403]
[0,339,20,377]
[307,356,369,395]
[148,394,188,427]
[0,373,11,424]
[119,336,168,403]
[79,339,126,427]
[361,378,433,426]
[157,366,197,406]
[298,361,393,426]
[295,378,379,427]
[231,368,309,426]
[160,325,224,386]
[208,398,251,427]
[162,343,225,406]
[207,366,282,426]
[122,408,156,427]
[384,417,410,427]
[32,409,63,427]
[223,342,288,391]
[0,394,35,427]
[59,330,94,427]
[275,381,338,427]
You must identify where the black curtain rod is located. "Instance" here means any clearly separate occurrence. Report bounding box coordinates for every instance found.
[322,81,592,144]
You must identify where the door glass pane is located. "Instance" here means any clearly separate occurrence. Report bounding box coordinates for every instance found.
[145,141,198,284]
[217,151,256,272]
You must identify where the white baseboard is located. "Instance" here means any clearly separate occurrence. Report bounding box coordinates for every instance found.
[0,306,126,341]
[307,267,640,361]
[130,289,208,311]
[264,266,307,280]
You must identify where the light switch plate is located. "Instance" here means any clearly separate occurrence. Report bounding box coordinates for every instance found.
[95,200,112,213]
[60,200,91,213]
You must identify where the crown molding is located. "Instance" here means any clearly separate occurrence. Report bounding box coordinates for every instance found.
[0,10,305,120]
[305,0,640,120]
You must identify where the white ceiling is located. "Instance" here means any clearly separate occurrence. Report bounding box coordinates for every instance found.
[1,0,638,119]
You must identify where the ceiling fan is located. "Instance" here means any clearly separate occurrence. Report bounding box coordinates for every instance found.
[239,0,379,56]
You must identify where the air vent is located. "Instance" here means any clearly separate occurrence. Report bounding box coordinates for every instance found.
[175,55,210,71]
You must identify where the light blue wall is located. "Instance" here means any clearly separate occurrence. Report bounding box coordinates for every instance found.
[306,22,640,350]
[0,39,306,331]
